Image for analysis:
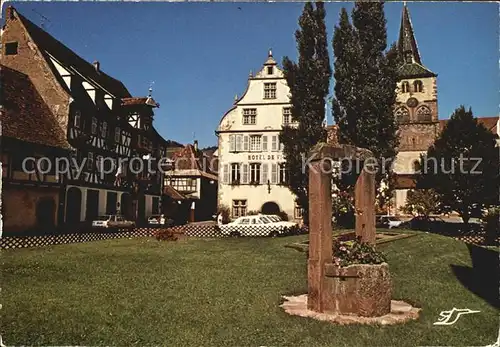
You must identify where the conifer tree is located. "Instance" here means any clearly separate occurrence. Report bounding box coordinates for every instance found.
[279,1,332,225]
[331,2,399,206]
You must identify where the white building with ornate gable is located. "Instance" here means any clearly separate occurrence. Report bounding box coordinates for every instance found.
[216,50,301,220]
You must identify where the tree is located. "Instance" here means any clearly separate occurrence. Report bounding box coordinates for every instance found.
[279,1,332,225]
[418,106,499,225]
[331,2,399,208]
[401,189,439,217]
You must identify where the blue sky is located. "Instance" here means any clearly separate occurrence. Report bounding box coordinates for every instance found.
[4,1,498,148]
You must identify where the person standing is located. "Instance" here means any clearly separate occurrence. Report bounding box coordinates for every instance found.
[217,213,223,227]
[159,214,166,227]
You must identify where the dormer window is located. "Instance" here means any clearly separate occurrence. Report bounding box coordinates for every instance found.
[82,81,96,103]
[74,110,81,128]
[91,117,97,134]
[267,66,273,75]
[413,80,423,93]
[104,94,113,109]
[5,42,18,55]
[264,82,276,99]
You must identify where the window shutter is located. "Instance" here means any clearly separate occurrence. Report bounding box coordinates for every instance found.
[229,135,236,152]
[243,135,249,152]
[242,163,249,184]
[262,135,268,151]
[271,136,277,151]
[236,135,242,152]
[262,163,268,184]
[223,164,229,184]
[271,163,277,184]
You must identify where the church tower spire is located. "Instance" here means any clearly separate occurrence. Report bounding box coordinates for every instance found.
[398,3,422,65]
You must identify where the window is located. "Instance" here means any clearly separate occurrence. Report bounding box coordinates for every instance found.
[101,121,108,138]
[264,83,276,99]
[395,107,409,123]
[267,66,273,75]
[243,109,257,125]
[74,110,81,128]
[115,127,121,142]
[294,204,303,220]
[413,80,423,93]
[96,155,103,172]
[278,163,287,184]
[91,118,97,134]
[416,105,432,122]
[87,152,94,170]
[401,81,410,93]
[413,160,421,173]
[271,135,283,152]
[170,178,197,192]
[232,200,247,218]
[250,135,261,152]
[231,163,241,184]
[283,107,292,125]
[5,42,18,55]
[249,163,261,184]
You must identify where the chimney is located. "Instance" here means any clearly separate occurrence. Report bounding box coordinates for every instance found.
[93,60,100,72]
[193,140,198,152]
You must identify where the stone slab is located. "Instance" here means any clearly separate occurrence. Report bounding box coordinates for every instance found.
[280,294,420,326]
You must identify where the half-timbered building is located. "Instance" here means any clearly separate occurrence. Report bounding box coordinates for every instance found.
[1,65,71,235]
[1,6,168,228]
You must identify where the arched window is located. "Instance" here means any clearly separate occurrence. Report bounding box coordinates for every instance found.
[395,107,410,123]
[411,138,416,147]
[413,80,423,93]
[413,160,421,173]
[401,81,410,93]
[416,105,432,122]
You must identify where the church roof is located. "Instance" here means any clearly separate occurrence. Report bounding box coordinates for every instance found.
[1,65,71,149]
[12,6,131,98]
[398,4,421,65]
[398,63,436,79]
[397,4,436,79]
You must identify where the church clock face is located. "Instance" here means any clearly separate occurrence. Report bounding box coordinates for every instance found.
[406,97,418,108]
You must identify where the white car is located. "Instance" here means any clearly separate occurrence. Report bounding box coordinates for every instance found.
[92,215,135,229]
[377,216,404,229]
[220,214,298,237]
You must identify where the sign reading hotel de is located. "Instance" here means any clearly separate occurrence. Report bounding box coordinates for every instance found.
[247,154,284,161]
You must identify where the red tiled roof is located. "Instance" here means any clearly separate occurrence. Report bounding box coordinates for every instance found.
[12,6,131,98]
[121,97,159,108]
[439,116,499,135]
[1,65,70,149]
[172,144,203,171]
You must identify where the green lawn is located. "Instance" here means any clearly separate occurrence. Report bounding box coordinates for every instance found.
[2,231,499,346]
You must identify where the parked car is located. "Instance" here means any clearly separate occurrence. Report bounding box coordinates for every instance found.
[147,215,174,227]
[220,214,298,237]
[376,216,404,229]
[92,215,135,229]
[399,216,445,231]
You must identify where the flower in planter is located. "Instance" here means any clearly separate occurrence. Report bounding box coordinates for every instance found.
[332,236,386,267]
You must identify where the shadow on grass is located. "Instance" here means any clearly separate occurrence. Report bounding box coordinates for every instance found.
[450,243,500,309]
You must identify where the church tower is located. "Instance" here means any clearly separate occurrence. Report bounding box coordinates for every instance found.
[392,4,440,213]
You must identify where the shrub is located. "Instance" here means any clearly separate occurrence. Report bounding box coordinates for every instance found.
[275,210,289,221]
[247,210,260,216]
[332,236,387,267]
[155,229,178,241]
[217,204,231,224]
[332,191,355,228]
[482,207,499,246]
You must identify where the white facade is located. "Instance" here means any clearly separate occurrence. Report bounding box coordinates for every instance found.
[216,51,299,220]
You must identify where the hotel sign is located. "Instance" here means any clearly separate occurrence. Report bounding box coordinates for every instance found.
[248,154,283,161]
